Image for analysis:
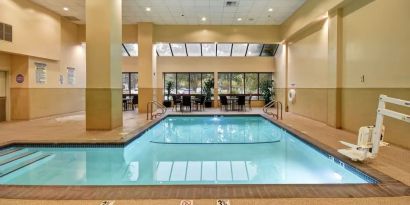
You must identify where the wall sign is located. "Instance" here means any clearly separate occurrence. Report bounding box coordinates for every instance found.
[67,67,75,85]
[35,62,47,84]
[16,74,24,83]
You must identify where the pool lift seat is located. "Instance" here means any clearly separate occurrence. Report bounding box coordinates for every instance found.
[338,95,410,162]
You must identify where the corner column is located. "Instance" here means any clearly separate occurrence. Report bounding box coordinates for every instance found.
[327,10,342,128]
[85,0,122,130]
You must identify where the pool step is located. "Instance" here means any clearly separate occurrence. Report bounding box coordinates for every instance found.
[0,148,22,157]
[0,151,38,166]
[0,153,52,177]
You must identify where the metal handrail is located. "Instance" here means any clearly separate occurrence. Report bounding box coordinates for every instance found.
[263,100,283,120]
[146,101,167,120]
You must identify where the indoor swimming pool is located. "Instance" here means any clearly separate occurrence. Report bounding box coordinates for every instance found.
[0,115,376,185]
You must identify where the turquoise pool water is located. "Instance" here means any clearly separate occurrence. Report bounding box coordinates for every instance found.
[0,116,372,185]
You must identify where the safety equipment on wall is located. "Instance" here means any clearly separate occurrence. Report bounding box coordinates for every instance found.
[288,89,296,103]
[338,95,410,162]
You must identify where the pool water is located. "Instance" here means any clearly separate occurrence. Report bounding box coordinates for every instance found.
[0,116,372,185]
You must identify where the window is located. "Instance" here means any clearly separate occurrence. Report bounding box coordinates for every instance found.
[217,72,273,100]
[163,72,214,99]
[156,43,172,56]
[202,43,216,56]
[246,44,263,56]
[231,44,248,56]
[122,43,138,56]
[170,43,187,56]
[218,73,230,94]
[186,43,201,56]
[176,73,189,94]
[156,43,278,57]
[217,44,232,56]
[122,72,138,95]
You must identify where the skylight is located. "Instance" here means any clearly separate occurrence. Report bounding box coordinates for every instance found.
[156,43,172,56]
[155,43,278,57]
[186,43,201,56]
[231,44,247,56]
[202,43,217,56]
[123,43,138,56]
[217,44,232,56]
[246,44,263,56]
[170,43,187,56]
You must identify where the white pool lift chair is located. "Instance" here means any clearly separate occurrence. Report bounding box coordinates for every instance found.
[338,95,410,162]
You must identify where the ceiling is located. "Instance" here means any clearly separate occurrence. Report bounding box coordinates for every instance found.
[30,0,305,25]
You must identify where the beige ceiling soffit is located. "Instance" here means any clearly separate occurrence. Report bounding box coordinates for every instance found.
[286,14,328,44]
[282,0,367,43]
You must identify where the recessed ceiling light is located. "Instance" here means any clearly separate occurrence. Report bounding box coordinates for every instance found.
[201,17,207,21]
[237,18,242,21]
[63,7,69,11]
[268,8,273,12]
[145,7,151,11]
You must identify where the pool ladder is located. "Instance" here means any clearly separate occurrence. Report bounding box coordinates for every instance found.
[263,100,283,120]
[147,101,167,120]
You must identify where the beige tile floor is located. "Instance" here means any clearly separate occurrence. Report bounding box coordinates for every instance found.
[0,108,409,204]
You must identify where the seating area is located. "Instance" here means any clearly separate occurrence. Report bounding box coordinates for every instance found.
[171,95,207,112]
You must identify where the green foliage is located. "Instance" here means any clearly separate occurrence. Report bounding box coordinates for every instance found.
[260,80,275,103]
[203,78,214,101]
[165,81,174,99]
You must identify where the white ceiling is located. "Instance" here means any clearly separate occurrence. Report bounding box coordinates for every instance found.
[31,0,305,25]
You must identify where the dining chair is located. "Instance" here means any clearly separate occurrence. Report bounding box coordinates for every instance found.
[195,95,206,111]
[181,95,191,112]
[172,95,181,111]
[220,95,229,111]
[237,95,246,111]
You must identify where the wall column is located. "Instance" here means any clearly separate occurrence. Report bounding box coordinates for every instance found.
[327,10,342,128]
[85,0,122,130]
[137,23,155,113]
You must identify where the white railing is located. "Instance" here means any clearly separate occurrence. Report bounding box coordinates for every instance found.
[146,101,167,120]
[263,100,283,120]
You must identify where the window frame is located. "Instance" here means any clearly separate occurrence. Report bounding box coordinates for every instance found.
[217,72,273,100]
[163,72,215,99]
[122,72,138,96]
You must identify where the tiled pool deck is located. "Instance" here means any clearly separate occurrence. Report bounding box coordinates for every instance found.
[0,109,409,200]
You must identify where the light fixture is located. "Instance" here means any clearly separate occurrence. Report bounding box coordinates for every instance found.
[145,7,151,11]
[63,7,69,11]
[268,8,273,12]
[237,17,242,21]
[201,17,207,21]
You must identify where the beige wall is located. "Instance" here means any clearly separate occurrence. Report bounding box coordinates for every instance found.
[0,0,61,60]
[340,0,410,148]
[286,20,329,123]
[0,52,11,71]
[154,25,281,43]
[276,0,410,148]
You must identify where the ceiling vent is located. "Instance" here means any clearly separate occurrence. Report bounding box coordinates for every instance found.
[63,16,80,22]
[225,1,239,7]
[0,22,12,42]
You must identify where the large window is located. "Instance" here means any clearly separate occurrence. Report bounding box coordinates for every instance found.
[122,72,138,95]
[163,72,214,99]
[217,72,273,100]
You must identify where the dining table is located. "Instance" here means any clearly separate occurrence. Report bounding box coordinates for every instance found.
[226,96,238,111]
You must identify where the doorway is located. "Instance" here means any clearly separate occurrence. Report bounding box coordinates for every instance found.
[0,71,6,122]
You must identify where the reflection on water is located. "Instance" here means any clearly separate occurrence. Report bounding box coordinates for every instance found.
[0,116,369,185]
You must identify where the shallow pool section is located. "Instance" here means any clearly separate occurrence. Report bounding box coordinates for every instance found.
[0,116,373,185]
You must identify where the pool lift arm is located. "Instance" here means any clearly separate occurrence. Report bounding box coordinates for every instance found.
[338,95,410,162]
